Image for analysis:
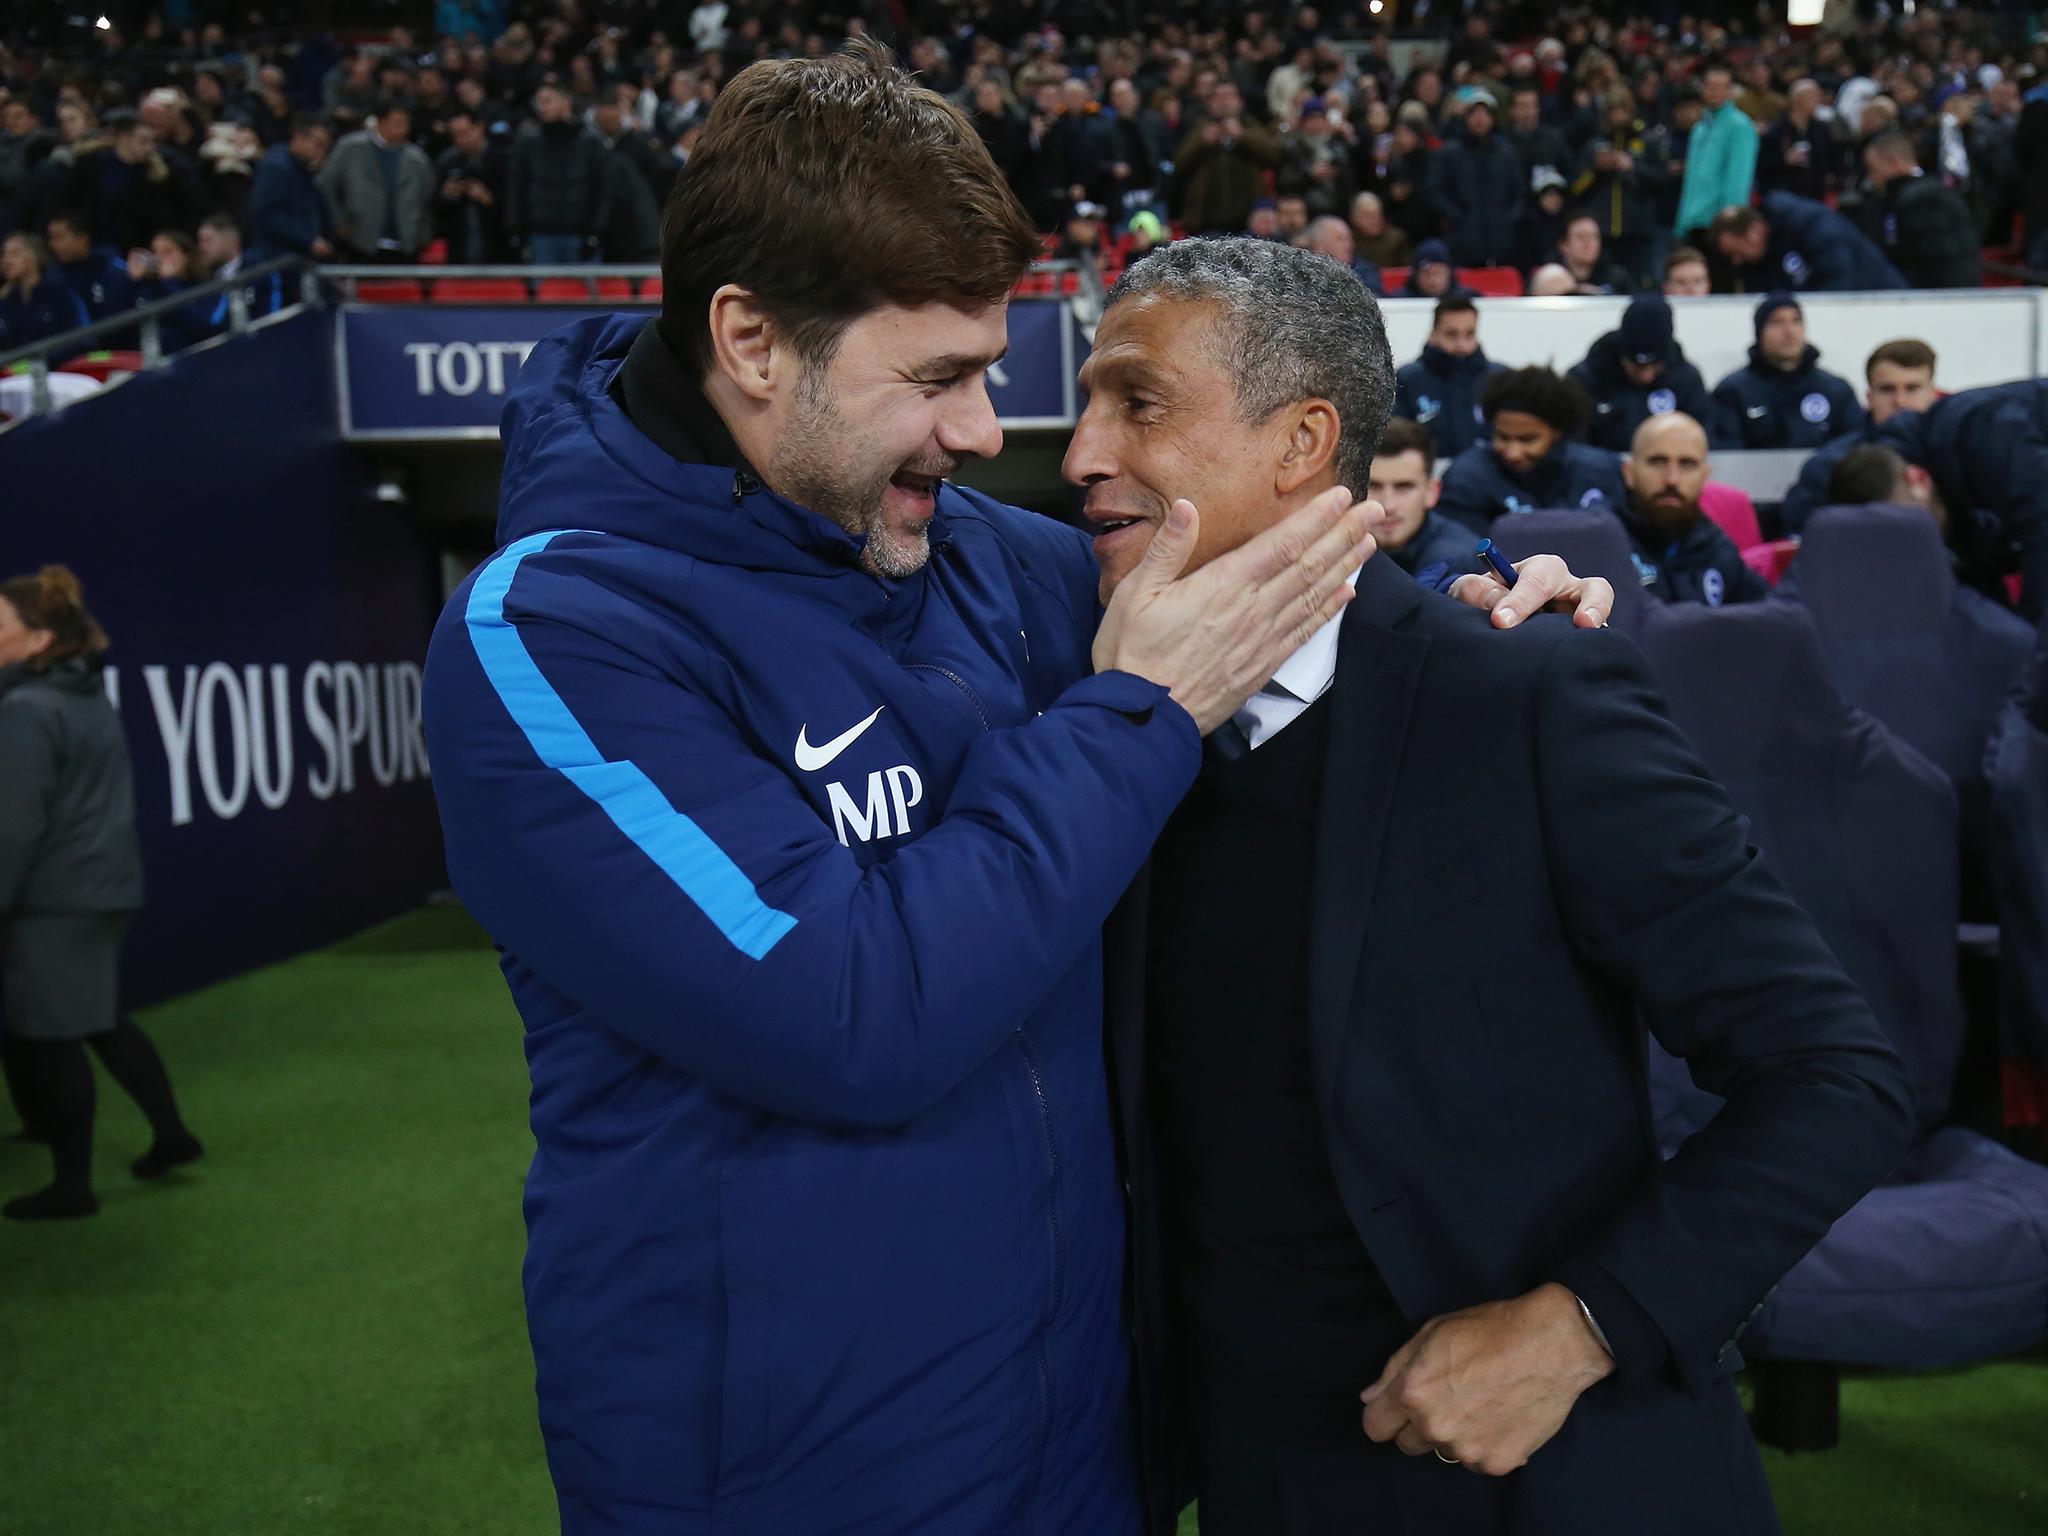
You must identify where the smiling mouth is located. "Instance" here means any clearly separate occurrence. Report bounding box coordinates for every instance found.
[1091,516,1146,535]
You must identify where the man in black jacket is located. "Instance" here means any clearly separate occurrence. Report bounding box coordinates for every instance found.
[507,81,607,264]
[1392,293,1503,458]
[1569,294,1720,451]
[245,116,334,263]
[433,109,510,264]
[1073,238,1911,1536]
[1427,92,1523,267]
[1712,292,1865,450]
[1616,412,1769,605]
[1863,130,1983,289]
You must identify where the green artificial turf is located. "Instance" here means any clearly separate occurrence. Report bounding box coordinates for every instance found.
[3,906,2043,1535]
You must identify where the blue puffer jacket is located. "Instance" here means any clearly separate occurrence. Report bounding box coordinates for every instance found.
[1711,345,1865,451]
[1393,344,1504,458]
[423,314,1203,1535]
[1434,438,1629,531]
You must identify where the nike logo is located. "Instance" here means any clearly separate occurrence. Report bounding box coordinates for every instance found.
[1746,406,1769,418]
[794,706,886,772]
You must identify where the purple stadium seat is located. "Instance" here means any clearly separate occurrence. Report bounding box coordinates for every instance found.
[1487,507,1655,638]
[1987,636,2048,1129]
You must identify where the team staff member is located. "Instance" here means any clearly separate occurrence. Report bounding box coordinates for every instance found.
[1712,292,1864,451]
[1391,292,1503,459]
[422,42,1605,1536]
[1068,237,1910,1536]
[1568,294,1720,452]
[1436,366,1629,530]
[1780,338,1939,531]
[1365,418,1479,579]
[1616,413,1769,605]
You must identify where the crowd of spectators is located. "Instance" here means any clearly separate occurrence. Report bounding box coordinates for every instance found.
[1,2,2045,355]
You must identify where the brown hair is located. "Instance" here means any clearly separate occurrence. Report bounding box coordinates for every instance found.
[1708,206,1763,240]
[1377,416,1437,464]
[1867,338,1936,379]
[0,566,110,668]
[1665,244,1710,275]
[658,37,1042,377]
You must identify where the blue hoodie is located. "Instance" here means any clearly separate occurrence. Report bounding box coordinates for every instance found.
[422,315,1203,1534]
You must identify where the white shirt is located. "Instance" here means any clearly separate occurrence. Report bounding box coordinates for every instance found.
[1233,570,1356,750]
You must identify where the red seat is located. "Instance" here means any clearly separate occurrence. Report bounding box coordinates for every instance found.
[1458,266,1524,297]
[419,239,448,266]
[637,274,663,301]
[53,350,145,382]
[432,277,529,303]
[355,279,425,303]
[1379,266,1411,292]
[1699,482,1764,550]
[537,278,594,302]
[1742,537,1801,587]
[1013,271,1057,298]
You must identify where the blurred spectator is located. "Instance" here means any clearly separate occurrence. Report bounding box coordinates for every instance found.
[1436,365,1627,529]
[242,64,296,148]
[1781,338,1941,533]
[592,87,674,263]
[1713,292,1865,450]
[68,111,194,255]
[1099,79,1166,218]
[1401,238,1457,298]
[1863,131,1983,290]
[1554,212,1634,295]
[44,211,132,321]
[969,80,1031,206]
[1674,60,1757,242]
[1367,418,1479,578]
[1245,198,1280,241]
[196,120,263,221]
[1373,106,1439,247]
[1394,293,1503,460]
[1428,90,1521,266]
[1513,167,1570,273]
[2017,81,2048,272]
[1177,81,1280,235]
[1735,58,1787,130]
[1758,80,1833,202]
[320,101,435,262]
[1526,262,1577,296]
[1053,201,1107,267]
[324,51,383,120]
[1617,412,1768,606]
[1349,191,1410,268]
[1302,214,1381,295]
[1124,210,1166,261]
[0,232,86,348]
[0,99,52,239]
[246,117,335,264]
[1663,245,1712,296]
[1278,98,1356,219]
[123,228,216,350]
[1570,295,1720,452]
[434,110,509,264]
[1274,193,1310,243]
[1575,89,1672,288]
[507,82,607,265]
[1710,195,1905,292]
[1502,84,1571,196]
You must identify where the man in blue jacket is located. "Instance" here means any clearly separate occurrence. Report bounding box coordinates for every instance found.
[1708,192,1906,293]
[1615,412,1769,605]
[1569,294,1721,451]
[1779,336,1939,531]
[1435,365,1629,530]
[42,211,133,322]
[1712,292,1865,451]
[1391,293,1501,459]
[245,117,335,264]
[423,42,1600,1536]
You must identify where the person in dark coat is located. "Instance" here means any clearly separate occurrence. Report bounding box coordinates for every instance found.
[42,211,134,321]
[1781,337,1941,532]
[433,110,510,264]
[1502,84,1572,193]
[1709,191,1906,292]
[1712,293,1866,450]
[1365,417,1480,579]
[592,91,675,264]
[2016,82,2048,274]
[1862,131,1984,290]
[1426,93,1523,267]
[1392,292,1504,459]
[506,82,608,264]
[1616,412,1770,606]
[65,112,197,257]
[1570,295,1722,452]
[1573,91,1674,288]
[1756,80,1834,203]
[1400,238,1460,298]
[245,118,336,263]
[1836,382,2048,619]
[0,230,88,348]
[119,228,219,352]
[0,567,201,1221]
[1436,365,1630,530]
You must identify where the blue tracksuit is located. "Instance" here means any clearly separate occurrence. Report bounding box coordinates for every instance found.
[0,274,88,348]
[54,247,134,322]
[1711,344,1865,451]
[1744,190,1906,293]
[1434,438,1629,531]
[1393,344,1504,458]
[1779,426,1873,532]
[423,315,1203,1534]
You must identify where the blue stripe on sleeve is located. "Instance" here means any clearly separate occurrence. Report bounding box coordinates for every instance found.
[464,528,798,961]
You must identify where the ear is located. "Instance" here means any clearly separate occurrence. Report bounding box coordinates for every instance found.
[1273,397,1342,496]
[1425,477,1442,510]
[705,283,781,405]
[1904,463,1935,499]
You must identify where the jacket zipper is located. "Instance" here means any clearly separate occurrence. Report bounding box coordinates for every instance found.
[1012,1029,1063,1532]
[901,661,992,730]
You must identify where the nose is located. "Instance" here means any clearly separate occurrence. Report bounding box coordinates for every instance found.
[1061,398,1118,488]
[937,373,1003,463]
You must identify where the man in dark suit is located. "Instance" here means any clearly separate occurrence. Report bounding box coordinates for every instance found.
[1068,236,1914,1536]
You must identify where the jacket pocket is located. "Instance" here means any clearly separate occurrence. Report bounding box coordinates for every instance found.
[1365,841,1515,947]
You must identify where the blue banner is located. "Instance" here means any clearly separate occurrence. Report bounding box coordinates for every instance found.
[340,299,1079,439]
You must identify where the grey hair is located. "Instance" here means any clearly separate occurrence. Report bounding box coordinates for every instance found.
[1105,236,1397,498]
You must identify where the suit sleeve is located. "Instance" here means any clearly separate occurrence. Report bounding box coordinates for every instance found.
[1532,628,1912,1390]
[425,552,1202,1133]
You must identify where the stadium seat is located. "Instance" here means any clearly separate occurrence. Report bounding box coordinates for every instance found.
[420,239,448,266]
[1013,271,1057,298]
[1639,601,2048,1439]
[1457,266,1523,297]
[1487,507,1654,637]
[1986,636,2048,1130]
[1698,481,1763,549]
[355,279,426,303]
[1742,537,1799,586]
[637,274,662,300]
[53,350,145,382]
[535,277,634,302]
[431,278,529,303]
[1379,266,1411,292]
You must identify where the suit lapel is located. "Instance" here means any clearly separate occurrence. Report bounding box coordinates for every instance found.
[1307,560,1430,1119]
[1103,865,1153,1170]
